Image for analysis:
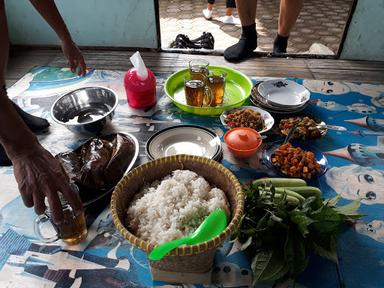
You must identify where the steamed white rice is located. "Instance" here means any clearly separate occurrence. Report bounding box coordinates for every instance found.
[126,170,230,245]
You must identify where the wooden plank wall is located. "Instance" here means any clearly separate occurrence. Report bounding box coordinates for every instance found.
[6,49,384,87]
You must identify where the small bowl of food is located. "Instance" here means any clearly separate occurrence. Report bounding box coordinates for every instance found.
[224,127,263,158]
[262,141,328,180]
[111,155,243,283]
[278,116,327,140]
[51,87,118,135]
[220,106,274,134]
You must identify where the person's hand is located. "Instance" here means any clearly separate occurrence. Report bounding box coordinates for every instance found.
[12,143,83,224]
[60,38,86,76]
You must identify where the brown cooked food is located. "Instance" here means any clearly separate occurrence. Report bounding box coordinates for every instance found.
[279,116,322,140]
[224,108,265,131]
[56,133,136,202]
[271,143,322,179]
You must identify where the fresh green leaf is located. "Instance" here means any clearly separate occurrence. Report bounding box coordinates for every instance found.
[289,210,316,237]
[310,205,342,233]
[256,212,270,230]
[259,250,287,282]
[324,195,341,206]
[311,234,338,263]
[240,236,253,251]
[263,263,290,283]
[344,214,366,220]
[334,200,361,216]
[302,196,323,211]
[239,181,362,285]
[271,214,284,223]
[284,228,309,277]
[251,250,273,284]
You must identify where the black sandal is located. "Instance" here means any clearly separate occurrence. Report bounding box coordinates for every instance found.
[170,32,215,50]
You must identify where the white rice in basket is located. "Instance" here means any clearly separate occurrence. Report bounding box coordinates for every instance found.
[126,170,230,245]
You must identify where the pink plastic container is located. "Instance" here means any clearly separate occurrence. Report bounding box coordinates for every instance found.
[124,68,156,109]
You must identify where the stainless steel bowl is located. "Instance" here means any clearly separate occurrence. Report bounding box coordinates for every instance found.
[51,87,118,135]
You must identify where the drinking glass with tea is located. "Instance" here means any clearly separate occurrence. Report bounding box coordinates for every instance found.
[189,59,209,81]
[184,75,212,107]
[207,71,227,107]
[34,193,87,245]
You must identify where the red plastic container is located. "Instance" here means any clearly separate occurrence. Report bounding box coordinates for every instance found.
[124,68,156,109]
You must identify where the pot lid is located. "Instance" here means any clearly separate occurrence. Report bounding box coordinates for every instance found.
[224,128,262,150]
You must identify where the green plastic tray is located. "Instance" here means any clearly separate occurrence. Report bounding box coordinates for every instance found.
[164,66,253,116]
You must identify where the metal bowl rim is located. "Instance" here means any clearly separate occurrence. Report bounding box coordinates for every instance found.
[50,86,119,126]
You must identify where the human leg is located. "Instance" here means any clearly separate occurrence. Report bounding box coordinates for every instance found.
[225,0,236,16]
[278,0,303,37]
[221,0,240,24]
[203,0,215,20]
[224,0,258,62]
[273,0,303,54]
[236,0,257,26]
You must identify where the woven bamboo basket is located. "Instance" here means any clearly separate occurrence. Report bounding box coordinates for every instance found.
[111,154,244,276]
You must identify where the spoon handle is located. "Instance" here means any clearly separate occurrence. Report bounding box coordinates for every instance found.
[148,237,188,261]
[284,124,298,144]
[324,124,347,131]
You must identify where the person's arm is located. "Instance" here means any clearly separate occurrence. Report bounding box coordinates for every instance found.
[0,0,8,84]
[29,0,86,76]
[0,1,82,223]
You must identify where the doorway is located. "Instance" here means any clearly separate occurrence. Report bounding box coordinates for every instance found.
[158,0,355,56]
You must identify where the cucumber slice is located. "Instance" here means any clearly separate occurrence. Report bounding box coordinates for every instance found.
[253,178,307,188]
[285,186,322,198]
[274,188,306,203]
[266,192,300,206]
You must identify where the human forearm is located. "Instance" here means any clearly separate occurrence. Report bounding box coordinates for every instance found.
[0,87,83,221]
[0,87,39,158]
[0,0,83,222]
[0,0,9,85]
[29,0,86,75]
[0,1,36,154]
[29,0,72,42]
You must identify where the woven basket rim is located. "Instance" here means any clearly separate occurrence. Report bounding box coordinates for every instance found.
[111,154,244,257]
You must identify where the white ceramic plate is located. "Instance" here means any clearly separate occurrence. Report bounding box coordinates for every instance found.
[258,79,310,107]
[220,106,274,134]
[250,96,309,115]
[251,88,307,111]
[146,125,222,160]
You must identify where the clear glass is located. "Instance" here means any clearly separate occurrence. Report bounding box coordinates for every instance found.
[189,59,209,81]
[207,71,227,107]
[184,75,212,107]
[35,203,87,245]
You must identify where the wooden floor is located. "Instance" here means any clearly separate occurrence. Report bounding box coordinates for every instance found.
[6,48,384,87]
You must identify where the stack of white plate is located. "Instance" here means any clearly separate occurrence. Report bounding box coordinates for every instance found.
[250,79,310,114]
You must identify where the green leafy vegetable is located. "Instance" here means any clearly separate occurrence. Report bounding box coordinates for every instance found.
[238,178,363,285]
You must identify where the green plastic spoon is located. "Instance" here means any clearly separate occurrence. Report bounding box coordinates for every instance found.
[148,209,228,261]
